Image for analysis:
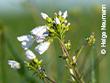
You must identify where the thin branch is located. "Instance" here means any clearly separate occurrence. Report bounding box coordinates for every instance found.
[58,38,85,83]
[45,76,56,83]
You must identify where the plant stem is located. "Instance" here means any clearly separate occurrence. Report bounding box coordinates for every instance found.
[0,26,7,83]
[58,38,85,83]
[75,45,85,60]
[45,76,56,83]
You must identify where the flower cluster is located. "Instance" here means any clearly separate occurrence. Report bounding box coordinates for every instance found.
[8,10,70,81]
[8,25,50,79]
[41,11,70,40]
[17,26,50,55]
[86,32,95,46]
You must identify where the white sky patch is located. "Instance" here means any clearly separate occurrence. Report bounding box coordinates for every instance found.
[0,0,106,11]
[0,0,24,11]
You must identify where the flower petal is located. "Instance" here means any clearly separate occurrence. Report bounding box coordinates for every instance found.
[25,50,36,60]
[54,17,60,24]
[58,11,62,16]
[8,60,20,69]
[31,26,49,43]
[17,35,29,41]
[35,41,50,54]
[17,35,34,50]
[41,12,48,19]
[62,10,68,19]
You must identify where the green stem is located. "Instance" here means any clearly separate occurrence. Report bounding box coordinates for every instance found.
[29,62,56,83]
[45,76,56,83]
[75,45,85,60]
[0,26,7,83]
[58,38,85,83]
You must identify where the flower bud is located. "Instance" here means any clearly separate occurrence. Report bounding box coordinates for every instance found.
[41,12,48,20]
[54,17,60,24]
[8,60,20,69]
[62,11,68,19]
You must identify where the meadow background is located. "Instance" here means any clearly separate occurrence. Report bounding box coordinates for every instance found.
[0,0,110,83]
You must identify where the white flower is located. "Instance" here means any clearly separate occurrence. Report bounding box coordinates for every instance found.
[17,35,34,50]
[41,12,48,19]
[58,11,62,16]
[31,26,49,43]
[62,10,68,19]
[35,41,50,54]
[8,60,20,69]
[72,56,76,63]
[64,20,67,24]
[69,68,74,75]
[54,17,60,24]
[25,50,36,60]
[67,23,71,26]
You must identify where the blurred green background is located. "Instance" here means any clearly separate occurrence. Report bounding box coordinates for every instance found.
[0,0,110,83]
